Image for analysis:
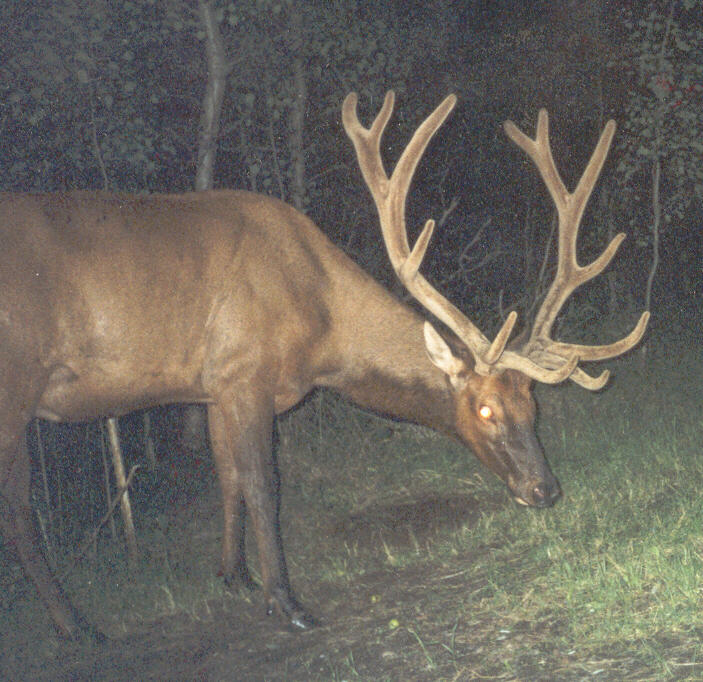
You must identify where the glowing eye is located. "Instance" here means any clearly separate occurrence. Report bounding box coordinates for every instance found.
[478,405,493,420]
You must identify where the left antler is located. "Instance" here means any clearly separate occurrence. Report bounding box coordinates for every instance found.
[343,91,520,376]
[504,110,650,389]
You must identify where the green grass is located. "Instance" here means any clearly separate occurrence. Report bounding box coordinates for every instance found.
[3,338,702,679]
[273,344,703,677]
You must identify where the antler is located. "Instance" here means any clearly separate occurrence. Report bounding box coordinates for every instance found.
[342,92,649,389]
[343,91,521,376]
[504,110,650,389]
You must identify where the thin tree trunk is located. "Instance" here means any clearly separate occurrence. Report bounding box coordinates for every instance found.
[99,424,117,543]
[643,3,670,320]
[142,412,156,471]
[181,405,209,456]
[289,6,307,212]
[105,418,138,567]
[599,187,619,317]
[645,158,661,320]
[194,0,228,192]
[182,0,230,454]
[34,421,54,545]
[32,426,56,569]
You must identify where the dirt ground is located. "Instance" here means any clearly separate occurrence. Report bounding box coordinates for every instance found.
[1,489,694,681]
[0,494,513,681]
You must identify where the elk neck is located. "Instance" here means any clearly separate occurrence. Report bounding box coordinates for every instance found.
[314,259,456,436]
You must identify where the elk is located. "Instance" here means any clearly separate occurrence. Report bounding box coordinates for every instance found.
[0,91,648,640]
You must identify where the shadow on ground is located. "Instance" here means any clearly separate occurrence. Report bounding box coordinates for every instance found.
[2,493,493,681]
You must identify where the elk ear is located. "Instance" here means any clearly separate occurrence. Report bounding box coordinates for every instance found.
[423,322,468,389]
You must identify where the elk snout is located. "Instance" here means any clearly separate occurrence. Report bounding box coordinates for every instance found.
[502,421,561,508]
[530,478,561,507]
[512,475,561,508]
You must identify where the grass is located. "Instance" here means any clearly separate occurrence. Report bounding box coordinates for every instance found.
[278,341,703,677]
[2,335,702,679]
[282,342,703,678]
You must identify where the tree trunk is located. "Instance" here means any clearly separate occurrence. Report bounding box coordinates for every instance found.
[194,0,228,191]
[182,0,229,454]
[289,5,307,212]
[644,158,661,321]
[105,418,138,567]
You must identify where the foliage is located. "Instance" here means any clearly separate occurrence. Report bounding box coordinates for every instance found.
[614,1,703,228]
[0,1,429,202]
[214,0,423,215]
[0,2,697,320]
[0,0,198,191]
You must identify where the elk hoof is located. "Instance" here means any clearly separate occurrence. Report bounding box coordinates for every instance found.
[288,609,317,630]
[266,588,317,630]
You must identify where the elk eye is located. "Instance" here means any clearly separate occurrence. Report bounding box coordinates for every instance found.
[478,405,493,420]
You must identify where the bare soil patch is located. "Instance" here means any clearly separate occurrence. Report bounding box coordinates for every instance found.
[330,493,485,547]
[2,490,698,680]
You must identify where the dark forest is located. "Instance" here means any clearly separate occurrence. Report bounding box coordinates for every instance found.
[1,1,701,679]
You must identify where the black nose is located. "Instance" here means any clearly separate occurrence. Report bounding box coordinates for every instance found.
[532,481,561,507]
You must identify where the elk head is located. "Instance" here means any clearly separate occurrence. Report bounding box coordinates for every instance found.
[342,91,649,507]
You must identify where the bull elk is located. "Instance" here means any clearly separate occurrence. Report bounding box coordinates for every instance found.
[0,91,648,639]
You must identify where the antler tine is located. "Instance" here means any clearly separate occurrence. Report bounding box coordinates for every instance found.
[501,109,650,389]
[341,92,396,223]
[343,90,517,373]
[504,109,619,344]
[544,310,650,363]
[570,367,610,390]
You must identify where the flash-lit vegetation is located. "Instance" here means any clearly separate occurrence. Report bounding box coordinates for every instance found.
[2,325,701,680]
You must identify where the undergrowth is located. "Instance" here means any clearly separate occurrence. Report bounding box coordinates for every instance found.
[2,334,702,679]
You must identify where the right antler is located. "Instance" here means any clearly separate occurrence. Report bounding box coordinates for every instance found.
[342,92,649,389]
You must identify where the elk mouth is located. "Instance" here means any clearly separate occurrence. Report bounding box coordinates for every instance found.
[508,476,561,508]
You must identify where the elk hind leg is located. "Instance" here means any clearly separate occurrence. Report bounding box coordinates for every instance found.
[208,404,255,590]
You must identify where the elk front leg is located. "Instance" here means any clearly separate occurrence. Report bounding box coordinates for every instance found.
[208,399,314,629]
